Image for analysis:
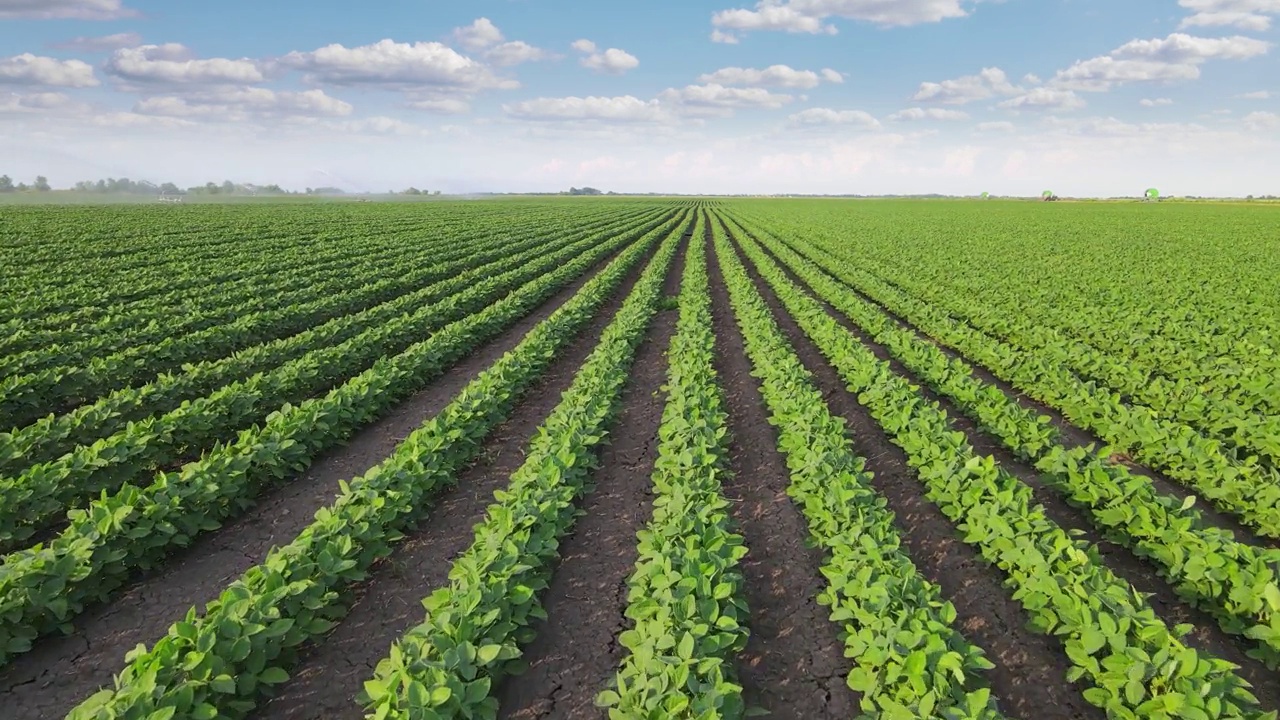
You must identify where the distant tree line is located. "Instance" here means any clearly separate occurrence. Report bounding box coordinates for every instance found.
[0,175,52,192]
[397,188,442,196]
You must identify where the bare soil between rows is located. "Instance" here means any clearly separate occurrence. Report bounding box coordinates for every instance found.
[493,229,690,720]
[706,224,858,719]
[0,230,652,720]
[719,216,1106,720]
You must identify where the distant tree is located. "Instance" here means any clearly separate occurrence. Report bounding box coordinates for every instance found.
[34,176,51,192]
[16,182,29,191]
[403,187,422,195]
[159,182,181,195]
[221,180,235,194]
[0,175,14,193]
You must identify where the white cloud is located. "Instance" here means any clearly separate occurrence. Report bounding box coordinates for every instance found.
[486,41,552,67]
[572,41,639,74]
[1139,97,1174,106]
[1177,0,1279,31]
[0,0,135,20]
[0,54,98,87]
[1051,33,1270,92]
[998,88,1087,111]
[912,67,1019,104]
[697,64,840,89]
[711,0,970,37]
[659,83,794,112]
[786,107,880,128]
[1235,90,1271,99]
[504,95,668,123]
[407,98,471,114]
[280,40,516,91]
[710,29,741,43]
[452,18,505,51]
[106,44,264,86]
[50,32,142,52]
[821,68,844,83]
[135,88,353,119]
[976,120,1016,133]
[1243,110,1280,130]
[890,107,970,121]
[0,91,89,114]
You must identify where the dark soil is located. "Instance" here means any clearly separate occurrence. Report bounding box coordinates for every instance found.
[747,236,1280,709]
[0,236,650,720]
[720,219,1105,720]
[706,230,857,719]
[492,230,690,720]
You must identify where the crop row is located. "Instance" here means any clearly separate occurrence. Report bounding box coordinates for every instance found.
[0,206,665,482]
[747,221,1280,669]
[361,209,684,720]
[598,212,752,718]
[0,211,688,668]
[724,216,1272,719]
[63,210,686,720]
[733,211,1280,541]
[712,215,1007,719]
[0,206,655,423]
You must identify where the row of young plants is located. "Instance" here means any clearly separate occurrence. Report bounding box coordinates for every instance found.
[0,207,665,481]
[712,217,1007,720]
[0,211,688,668]
[0,208,613,382]
[596,217,752,719]
[849,250,1280,475]
[725,217,1273,720]
[359,212,685,720]
[0,214,674,551]
[737,215,1280,542]
[0,217,471,374]
[0,206,653,425]
[63,212,686,720]
[0,205,487,327]
[746,223,1280,669]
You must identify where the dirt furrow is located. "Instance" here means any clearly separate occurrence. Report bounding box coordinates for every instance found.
[721,222,1105,720]
[705,229,857,719]
[0,235,650,720]
[492,230,691,720]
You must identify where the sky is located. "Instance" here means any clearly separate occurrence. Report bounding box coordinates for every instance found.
[0,0,1275,196]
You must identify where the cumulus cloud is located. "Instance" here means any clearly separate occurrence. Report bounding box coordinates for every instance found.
[0,0,136,20]
[1139,97,1174,106]
[280,40,516,91]
[135,88,353,120]
[889,107,970,121]
[1051,33,1270,92]
[710,29,741,43]
[0,91,90,114]
[912,67,1019,104]
[659,83,794,112]
[407,97,472,114]
[786,107,880,128]
[997,88,1087,111]
[485,41,552,67]
[106,44,264,86]
[571,40,639,74]
[504,95,668,122]
[711,0,970,38]
[49,32,142,52]
[1243,110,1280,130]
[0,54,98,87]
[1177,0,1279,31]
[697,64,842,89]
[452,18,505,51]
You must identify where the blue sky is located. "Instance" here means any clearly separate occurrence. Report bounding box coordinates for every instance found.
[0,0,1275,195]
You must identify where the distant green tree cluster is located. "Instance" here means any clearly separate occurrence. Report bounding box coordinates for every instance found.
[0,175,51,193]
[567,186,603,195]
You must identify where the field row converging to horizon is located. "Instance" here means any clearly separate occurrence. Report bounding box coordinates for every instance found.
[1,197,1278,720]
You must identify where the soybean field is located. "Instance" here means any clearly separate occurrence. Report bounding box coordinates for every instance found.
[1,197,1279,720]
